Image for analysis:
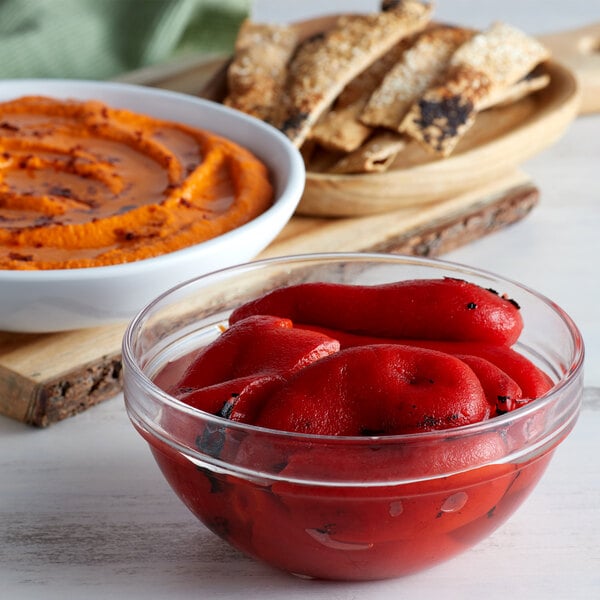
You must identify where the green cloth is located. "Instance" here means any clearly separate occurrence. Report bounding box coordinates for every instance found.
[0,0,249,80]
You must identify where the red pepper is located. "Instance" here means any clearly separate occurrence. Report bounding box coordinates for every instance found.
[172,314,340,394]
[229,278,523,345]
[255,344,489,435]
[177,374,284,422]
[238,432,517,578]
[454,354,523,414]
[297,324,552,401]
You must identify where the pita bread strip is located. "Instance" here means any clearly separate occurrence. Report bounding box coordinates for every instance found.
[309,37,413,152]
[401,22,549,156]
[400,64,492,157]
[223,20,298,122]
[335,35,415,109]
[310,102,374,152]
[277,0,433,147]
[328,131,407,174]
[361,25,474,131]
[480,69,550,110]
[449,21,550,91]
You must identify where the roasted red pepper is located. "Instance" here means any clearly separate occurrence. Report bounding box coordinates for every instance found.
[148,275,557,581]
[173,314,340,394]
[255,344,489,435]
[153,314,340,450]
[454,354,523,414]
[229,278,524,345]
[296,324,552,402]
[176,374,284,422]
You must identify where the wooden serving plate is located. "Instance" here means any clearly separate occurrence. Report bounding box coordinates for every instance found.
[195,19,598,217]
[300,60,578,216]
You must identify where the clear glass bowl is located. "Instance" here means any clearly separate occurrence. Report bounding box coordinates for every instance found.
[122,253,584,581]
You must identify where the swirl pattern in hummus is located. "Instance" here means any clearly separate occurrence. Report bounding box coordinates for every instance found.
[0,96,273,269]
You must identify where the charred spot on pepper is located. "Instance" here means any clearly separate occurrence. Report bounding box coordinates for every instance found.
[315,523,337,536]
[195,424,226,458]
[360,427,386,436]
[420,415,443,429]
[176,385,195,395]
[466,302,477,310]
[196,466,226,494]
[217,394,238,419]
[506,297,521,310]
[409,375,434,385]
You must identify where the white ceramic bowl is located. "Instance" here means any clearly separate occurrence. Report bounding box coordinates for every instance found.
[0,80,305,333]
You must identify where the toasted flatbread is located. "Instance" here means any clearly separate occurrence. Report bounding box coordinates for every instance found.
[308,38,411,152]
[480,67,550,110]
[309,103,373,153]
[401,22,549,156]
[223,20,298,122]
[276,0,433,147]
[360,25,474,131]
[450,21,550,90]
[321,67,550,175]
[328,131,407,174]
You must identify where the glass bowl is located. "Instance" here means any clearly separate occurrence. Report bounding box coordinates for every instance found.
[122,253,584,581]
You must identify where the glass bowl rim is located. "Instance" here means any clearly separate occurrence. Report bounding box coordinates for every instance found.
[122,251,585,445]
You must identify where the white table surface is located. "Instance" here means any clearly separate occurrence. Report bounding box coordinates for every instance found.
[2,1,599,598]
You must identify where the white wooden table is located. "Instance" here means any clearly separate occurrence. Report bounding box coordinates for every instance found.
[2,2,599,598]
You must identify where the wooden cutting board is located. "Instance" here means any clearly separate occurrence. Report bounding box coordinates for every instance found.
[0,169,538,426]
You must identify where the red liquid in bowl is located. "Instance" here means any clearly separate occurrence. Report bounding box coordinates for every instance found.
[141,428,553,580]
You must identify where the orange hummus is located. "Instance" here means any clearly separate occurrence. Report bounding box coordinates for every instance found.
[0,95,274,269]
